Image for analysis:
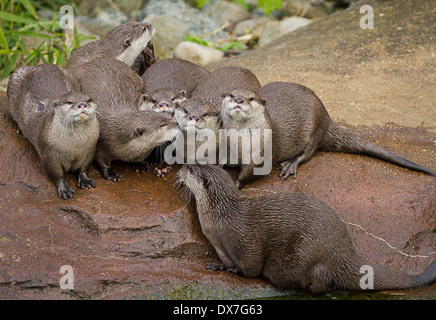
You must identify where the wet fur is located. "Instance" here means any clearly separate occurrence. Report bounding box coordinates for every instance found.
[66,22,154,70]
[7,64,99,199]
[71,58,180,181]
[177,164,436,294]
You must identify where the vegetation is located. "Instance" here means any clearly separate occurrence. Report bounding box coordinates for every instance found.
[0,0,94,80]
[194,0,282,14]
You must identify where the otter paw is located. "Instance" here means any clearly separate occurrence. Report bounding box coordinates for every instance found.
[78,176,96,189]
[153,166,171,177]
[103,168,122,182]
[206,262,227,271]
[57,183,75,200]
[279,160,298,179]
[134,161,150,174]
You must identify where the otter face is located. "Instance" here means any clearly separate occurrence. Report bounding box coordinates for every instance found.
[139,89,187,115]
[55,93,96,124]
[114,22,155,67]
[177,164,236,201]
[174,99,219,132]
[221,89,265,122]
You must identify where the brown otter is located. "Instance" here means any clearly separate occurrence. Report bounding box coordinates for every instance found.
[172,98,221,164]
[7,64,99,199]
[142,58,210,95]
[176,164,436,294]
[191,67,261,110]
[71,58,180,181]
[220,83,436,188]
[66,22,155,71]
[139,88,187,116]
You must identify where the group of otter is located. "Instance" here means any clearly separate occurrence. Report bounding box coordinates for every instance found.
[7,22,435,294]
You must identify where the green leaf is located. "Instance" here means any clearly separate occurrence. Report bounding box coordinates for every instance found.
[257,0,282,15]
[194,0,209,9]
[184,35,209,47]
[233,0,249,11]
[0,27,11,59]
[0,11,34,24]
[19,0,38,19]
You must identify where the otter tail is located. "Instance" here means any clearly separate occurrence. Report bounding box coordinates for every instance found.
[321,122,436,176]
[351,261,436,291]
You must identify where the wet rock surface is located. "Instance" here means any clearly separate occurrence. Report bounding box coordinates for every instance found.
[1,0,435,300]
[0,92,435,299]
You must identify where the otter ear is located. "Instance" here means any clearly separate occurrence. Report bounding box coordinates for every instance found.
[178,90,187,99]
[140,93,149,103]
[134,127,146,137]
[37,102,46,112]
[123,38,131,47]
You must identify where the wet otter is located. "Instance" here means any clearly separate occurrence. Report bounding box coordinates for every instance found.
[66,22,155,71]
[71,58,180,181]
[139,88,187,116]
[140,58,210,115]
[220,83,436,188]
[7,64,99,199]
[191,67,261,110]
[172,99,220,164]
[176,164,436,294]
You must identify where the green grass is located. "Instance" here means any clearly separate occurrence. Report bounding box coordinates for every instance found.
[0,0,94,80]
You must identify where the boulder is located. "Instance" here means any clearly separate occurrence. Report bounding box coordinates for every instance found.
[174,41,224,66]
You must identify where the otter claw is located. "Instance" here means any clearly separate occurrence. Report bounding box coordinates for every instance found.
[103,168,122,182]
[57,184,75,200]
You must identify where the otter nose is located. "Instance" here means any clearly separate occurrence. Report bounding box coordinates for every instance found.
[189,116,199,123]
[78,103,87,110]
[234,98,244,104]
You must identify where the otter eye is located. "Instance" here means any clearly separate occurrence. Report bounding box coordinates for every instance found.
[202,113,209,117]
[171,97,176,101]
[249,97,255,102]
[189,167,193,173]
[184,109,188,114]
[159,124,166,128]
[123,38,131,47]
[67,101,73,105]
[228,94,234,99]
[151,99,157,104]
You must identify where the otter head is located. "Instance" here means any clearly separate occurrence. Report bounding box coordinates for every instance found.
[105,22,155,67]
[177,164,239,203]
[54,93,97,124]
[138,88,187,115]
[115,111,181,162]
[174,99,219,132]
[220,89,266,123]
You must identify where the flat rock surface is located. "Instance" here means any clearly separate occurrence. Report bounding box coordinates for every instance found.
[0,0,435,299]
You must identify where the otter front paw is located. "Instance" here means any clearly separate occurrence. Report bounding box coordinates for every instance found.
[57,183,75,200]
[78,174,96,189]
[102,168,122,182]
[133,160,150,174]
[153,165,172,178]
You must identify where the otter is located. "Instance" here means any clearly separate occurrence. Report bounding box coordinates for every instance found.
[66,22,155,71]
[220,83,436,188]
[142,58,210,96]
[139,59,210,115]
[71,58,180,181]
[176,164,436,294]
[7,64,99,199]
[191,67,261,110]
[172,98,221,164]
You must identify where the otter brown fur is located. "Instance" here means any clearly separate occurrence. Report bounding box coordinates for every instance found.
[177,164,436,294]
[66,22,154,71]
[191,67,261,110]
[172,98,220,164]
[139,59,210,116]
[7,64,99,199]
[220,83,436,188]
[71,58,180,181]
